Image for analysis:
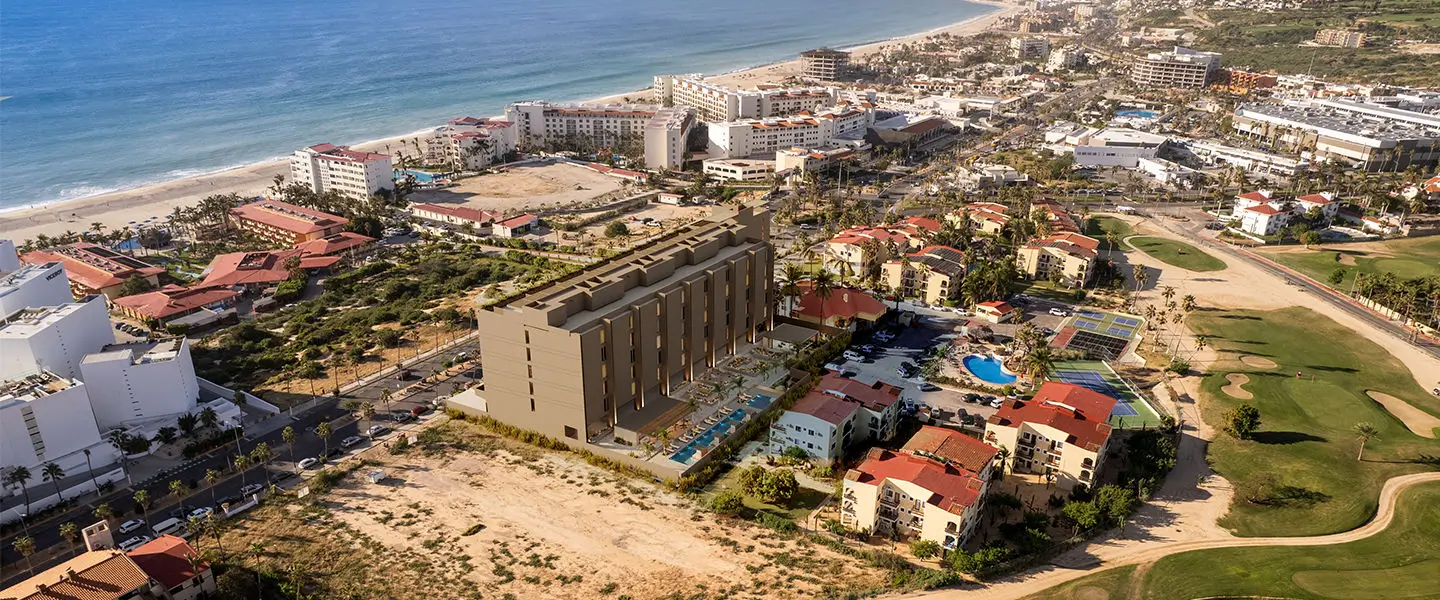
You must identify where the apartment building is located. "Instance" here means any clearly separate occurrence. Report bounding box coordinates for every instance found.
[1045,45,1087,71]
[1065,128,1170,168]
[1315,28,1366,48]
[0,261,72,316]
[504,101,696,169]
[425,117,519,170]
[1009,36,1052,59]
[0,297,115,381]
[1231,99,1440,171]
[1129,46,1222,89]
[1017,232,1100,286]
[881,245,967,305]
[471,206,772,445]
[0,373,119,516]
[706,104,874,159]
[771,373,903,463]
[227,199,349,245]
[984,382,1116,490]
[774,144,866,176]
[1222,68,1279,94]
[652,75,837,121]
[79,339,201,431]
[702,158,775,182]
[824,217,939,279]
[20,243,165,301]
[788,285,888,331]
[290,143,395,201]
[947,202,1012,235]
[841,447,987,548]
[799,48,850,82]
[1230,190,1339,236]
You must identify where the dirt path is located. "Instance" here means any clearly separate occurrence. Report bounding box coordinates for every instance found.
[903,472,1440,599]
[1367,391,1440,438]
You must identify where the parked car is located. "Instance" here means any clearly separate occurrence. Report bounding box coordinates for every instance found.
[298,457,320,470]
[918,382,941,392]
[341,435,364,448]
[410,405,431,417]
[839,369,858,379]
[989,398,1005,408]
[897,362,918,377]
[874,331,896,343]
[118,519,146,534]
[856,344,876,354]
[188,507,215,520]
[393,412,416,423]
[118,536,152,552]
[963,393,983,404]
[824,362,844,372]
[367,425,389,437]
[842,350,865,361]
[239,483,264,497]
[1049,308,1069,317]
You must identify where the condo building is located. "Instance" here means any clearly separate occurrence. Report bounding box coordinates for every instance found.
[1,373,121,521]
[1017,232,1100,286]
[504,101,696,169]
[1009,36,1052,59]
[471,206,773,445]
[1314,29,1366,48]
[79,339,201,431]
[881,245,968,305]
[702,158,776,182]
[652,75,838,122]
[20,243,165,301]
[1230,99,1440,171]
[706,104,874,159]
[424,117,519,170]
[290,143,395,200]
[1129,46,1222,89]
[227,199,349,246]
[799,48,850,82]
[0,298,115,381]
[0,262,73,317]
[770,373,903,463]
[985,382,1116,490]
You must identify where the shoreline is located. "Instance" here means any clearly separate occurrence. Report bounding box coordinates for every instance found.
[0,0,1021,245]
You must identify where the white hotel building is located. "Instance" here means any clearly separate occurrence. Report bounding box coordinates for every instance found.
[1231,99,1440,171]
[504,101,696,169]
[706,104,874,159]
[652,75,838,122]
[80,339,201,431]
[1,374,122,514]
[0,262,73,318]
[0,298,116,381]
[290,143,396,200]
[424,117,519,171]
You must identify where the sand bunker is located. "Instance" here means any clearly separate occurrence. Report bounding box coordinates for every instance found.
[1222,373,1253,399]
[1240,355,1278,369]
[1367,391,1440,439]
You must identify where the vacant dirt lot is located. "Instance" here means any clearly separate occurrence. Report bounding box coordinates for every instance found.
[221,419,896,600]
[408,162,627,215]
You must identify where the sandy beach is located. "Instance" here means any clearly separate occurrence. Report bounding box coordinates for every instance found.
[0,0,1021,246]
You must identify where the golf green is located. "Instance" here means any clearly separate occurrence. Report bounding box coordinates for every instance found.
[1126,237,1226,272]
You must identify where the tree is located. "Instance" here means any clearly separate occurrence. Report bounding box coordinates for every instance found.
[94,502,114,523]
[82,448,99,496]
[1131,264,1147,292]
[42,462,66,503]
[170,479,189,513]
[359,403,377,424]
[205,468,222,504]
[1328,268,1347,286]
[710,490,745,516]
[1094,485,1136,526]
[250,442,275,485]
[115,276,155,298]
[282,426,299,469]
[59,521,81,557]
[1223,403,1262,440]
[317,421,333,460]
[12,535,36,575]
[1061,500,1101,534]
[215,565,261,600]
[199,407,219,432]
[604,221,630,238]
[177,413,199,438]
[154,426,179,446]
[1299,230,1321,248]
[1353,422,1379,461]
[755,469,799,504]
[5,466,33,515]
[738,465,767,495]
[909,538,941,560]
[133,489,152,528]
[1024,346,1057,381]
[233,454,251,489]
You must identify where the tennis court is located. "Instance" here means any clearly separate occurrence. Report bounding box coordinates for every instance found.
[1051,360,1164,428]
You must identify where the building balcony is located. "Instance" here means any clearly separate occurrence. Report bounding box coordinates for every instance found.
[880,496,899,508]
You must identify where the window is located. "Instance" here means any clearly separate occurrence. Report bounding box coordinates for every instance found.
[530,399,535,412]
[564,426,579,440]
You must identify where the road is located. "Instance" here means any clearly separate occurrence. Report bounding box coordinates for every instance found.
[0,335,480,585]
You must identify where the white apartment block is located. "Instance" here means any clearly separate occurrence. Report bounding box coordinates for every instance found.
[1130,46,1222,89]
[1177,139,1306,176]
[504,101,696,169]
[425,117,519,170]
[79,339,201,431]
[701,158,775,181]
[706,104,873,159]
[291,143,395,200]
[984,382,1115,490]
[1,374,119,507]
[1010,36,1051,59]
[775,143,867,176]
[1065,128,1170,168]
[0,262,73,318]
[770,375,902,464]
[1230,190,1339,236]
[1046,46,1087,71]
[0,297,115,381]
[0,240,18,272]
[652,75,838,122]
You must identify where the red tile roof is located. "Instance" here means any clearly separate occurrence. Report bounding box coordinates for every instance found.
[497,214,538,228]
[790,390,860,425]
[902,426,998,474]
[410,203,503,224]
[1236,190,1272,202]
[113,285,239,320]
[230,200,348,236]
[6,550,151,600]
[20,243,165,292]
[898,216,943,233]
[1244,204,1284,216]
[1296,193,1333,205]
[292,232,375,256]
[1424,175,1440,194]
[1025,232,1099,260]
[794,284,888,322]
[816,373,902,411]
[976,300,1014,313]
[987,382,1116,452]
[128,535,207,590]
[200,250,340,288]
[846,448,985,513]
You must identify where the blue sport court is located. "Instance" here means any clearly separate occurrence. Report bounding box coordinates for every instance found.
[1050,361,1163,427]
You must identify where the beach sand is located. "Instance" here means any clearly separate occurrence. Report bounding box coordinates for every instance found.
[0,0,1021,245]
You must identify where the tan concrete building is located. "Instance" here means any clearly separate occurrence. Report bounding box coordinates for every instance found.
[1314,29,1366,48]
[946,202,1011,235]
[880,245,967,305]
[227,199,349,246]
[799,48,850,82]
[984,382,1116,490]
[1017,231,1099,286]
[472,206,773,444]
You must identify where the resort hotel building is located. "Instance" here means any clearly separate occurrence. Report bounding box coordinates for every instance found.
[1230,99,1440,171]
[1129,46,1222,89]
[424,117,519,170]
[19,243,165,301]
[799,48,850,82]
[984,382,1116,490]
[652,75,838,122]
[227,199,349,246]
[504,101,696,170]
[290,143,395,200]
[465,205,773,449]
[705,104,874,159]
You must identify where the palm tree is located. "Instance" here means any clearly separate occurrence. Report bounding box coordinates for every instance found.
[994,446,1011,477]
[205,469,222,504]
[282,426,298,468]
[199,406,219,432]
[360,403,376,424]
[1162,286,1176,303]
[1024,346,1057,381]
[12,535,36,576]
[6,466,34,515]
[94,502,114,524]
[59,521,81,557]
[378,390,393,414]
[134,489,152,529]
[233,455,251,489]
[250,443,275,486]
[1132,264,1148,292]
[42,462,66,503]
[206,514,227,558]
[170,479,189,514]
[779,263,807,316]
[82,448,99,496]
[186,516,208,551]
[1353,422,1379,461]
[317,422,333,461]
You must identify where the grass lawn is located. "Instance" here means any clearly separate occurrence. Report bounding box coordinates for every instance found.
[1126,237,1226,272]
[706,465,832,522]
[1258,236,1440,290]
[1013,279,1084,302]
[1024,482,1440,600]
[1087,216,1134,250]
[1189,307,1440,536]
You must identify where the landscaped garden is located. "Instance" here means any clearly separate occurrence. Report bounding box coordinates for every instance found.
[1086,215,1134,251]
[1188,306,1440,537]
[1023,482,1440,600]
[1126,237,1226,272]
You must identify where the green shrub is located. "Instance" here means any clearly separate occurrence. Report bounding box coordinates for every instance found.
[710,490,745,516]
[909,539,941,560]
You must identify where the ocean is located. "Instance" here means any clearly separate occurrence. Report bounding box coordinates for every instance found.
[0,0,994,210]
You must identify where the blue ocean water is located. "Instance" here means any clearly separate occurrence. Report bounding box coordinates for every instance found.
[0,0,994,209]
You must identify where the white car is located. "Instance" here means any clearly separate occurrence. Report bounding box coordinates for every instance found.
[118,519,146,534]
[1049,308,1069,317]
[340,435,364,448]
[118,536,151,552]
[989,398,1005,408]
[842,350,865,361]
[367,425,389,437]
[188,507,214,520]
[298,457,321,470]
[824,362,845,372]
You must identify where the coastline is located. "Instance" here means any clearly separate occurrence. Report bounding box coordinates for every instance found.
[0,0,1021,246]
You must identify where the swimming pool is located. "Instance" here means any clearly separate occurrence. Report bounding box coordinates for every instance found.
[395,169,436,183]
[962,354,1017,385]
[1116,109,1158,119]
[746,394,773,410]
[670,408,747,463]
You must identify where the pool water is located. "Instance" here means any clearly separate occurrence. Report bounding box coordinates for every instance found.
[746,394,773,410]
[1116,109,1158,119]
[395,169,436,183]
[962,354,1017,385]
[670,408,747,463]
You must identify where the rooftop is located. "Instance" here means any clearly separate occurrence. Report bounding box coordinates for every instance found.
[3,550,150,600]
[846,448,985,514]
[0,371,78,403]
[82,338,187,367]
[903,426,998,475]
[0,299,103,339]
[1236,99,1440,143]
[199,249,340,288]
[20,243,165,291]
[112,285,239,320]
[987,382,1116,451]
[794,284,887,322]
[790,390,860,425]
[901,245,968,277]
[411,203,503,224]
[229,200,348,235]
[291,231,376,256]
[815,373,902,412]
[127,535,206,590]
